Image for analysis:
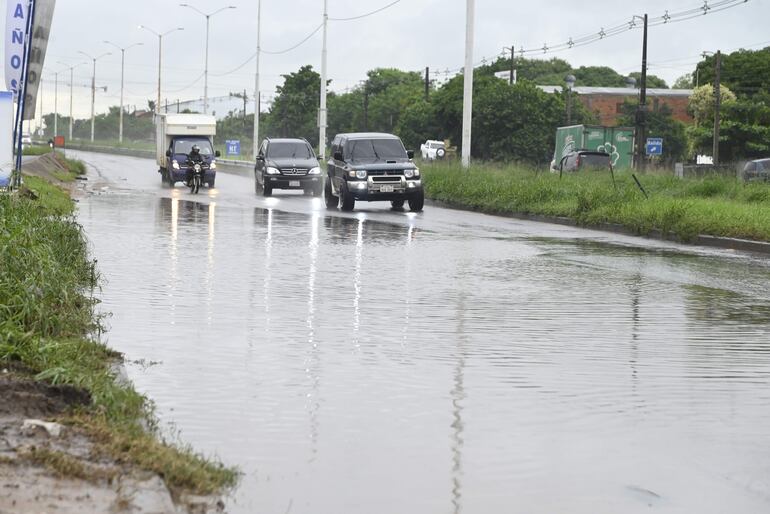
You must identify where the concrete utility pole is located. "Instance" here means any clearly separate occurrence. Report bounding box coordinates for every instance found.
[318,0,328,160]
[425,67,430,101]
[78,51,111,142]
[139,26,184,114]
[179,4,236,115]
[461,0,475,169]
[253,0,262,158]
[502,45,515,85]
[713,50,722,166]
[104,42,143,143]
[633,14,648,172]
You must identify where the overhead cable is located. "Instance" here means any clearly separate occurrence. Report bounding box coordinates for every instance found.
[329,0,402,21]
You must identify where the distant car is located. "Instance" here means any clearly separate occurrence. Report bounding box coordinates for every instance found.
[558,151,612,173]
[21,133,32,149]
[254,137,322,197]
[741,158,770,181]
[420,140,446,161]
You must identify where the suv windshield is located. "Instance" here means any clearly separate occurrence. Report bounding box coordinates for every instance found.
[174,139,213,156]
[347,139,407,162]
[269,142,313,159]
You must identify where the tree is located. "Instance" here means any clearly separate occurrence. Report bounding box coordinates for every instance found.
[695,48,770,99]
[673,74,694,89]
[688,84,737,125]
[396,100,441,151]
[619,101,687,163]
[266,65,322,145]
[628,72,668,89]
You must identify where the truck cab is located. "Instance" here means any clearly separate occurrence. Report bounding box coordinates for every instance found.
[156,114,220,187]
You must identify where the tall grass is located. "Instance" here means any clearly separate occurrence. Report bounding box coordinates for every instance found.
[422,162,770,242]
[0,179,237,494]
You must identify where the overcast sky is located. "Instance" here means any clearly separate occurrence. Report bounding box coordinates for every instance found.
[7,0,770,120]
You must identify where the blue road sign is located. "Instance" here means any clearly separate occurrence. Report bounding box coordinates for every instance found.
[225,140,241,156]
[646,137,663,156]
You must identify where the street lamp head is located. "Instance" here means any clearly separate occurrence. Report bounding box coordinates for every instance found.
[565,74,576,90]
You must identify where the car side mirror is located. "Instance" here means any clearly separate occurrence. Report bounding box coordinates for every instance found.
[256,154,265,161]
[215,150,221,158]
[407,150,415,159]
[333,151,343,161]
[165,149,172,157]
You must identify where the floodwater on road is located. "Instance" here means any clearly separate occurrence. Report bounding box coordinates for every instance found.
[75,151,770,513]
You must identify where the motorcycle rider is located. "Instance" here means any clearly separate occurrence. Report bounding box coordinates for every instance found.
[186,144,205,186]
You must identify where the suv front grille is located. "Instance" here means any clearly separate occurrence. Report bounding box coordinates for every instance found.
[280,168,308,176]
[368,170,404,177]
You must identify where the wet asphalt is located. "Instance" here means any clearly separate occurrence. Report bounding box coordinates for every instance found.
[72,151,770,514]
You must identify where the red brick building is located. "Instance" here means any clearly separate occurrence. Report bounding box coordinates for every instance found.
[539,86,694,126]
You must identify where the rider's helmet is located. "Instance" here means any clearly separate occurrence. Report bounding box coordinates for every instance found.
[191,144,200,153]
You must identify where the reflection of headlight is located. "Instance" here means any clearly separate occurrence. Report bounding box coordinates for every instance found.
[172,160,180,170]
[308,167,321,175]
[266,167,280,175]
[355,170,367,179]
[404,168,415,178]
[210,161,217,170]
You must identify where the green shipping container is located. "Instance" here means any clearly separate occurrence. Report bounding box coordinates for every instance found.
[553,125,635,170]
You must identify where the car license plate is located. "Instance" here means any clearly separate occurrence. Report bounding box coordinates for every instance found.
[290,180,300,187]
[380,185,394,193]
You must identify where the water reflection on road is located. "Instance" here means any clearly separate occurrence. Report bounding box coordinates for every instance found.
[79,185,770,514]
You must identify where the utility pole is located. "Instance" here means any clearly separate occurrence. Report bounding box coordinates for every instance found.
[503,45,515,85]
[318,0,328,160]
[78,51,110,143]
[425,67,430,101]
[252,0,262,157]
[461,0,475,169]
[57,62,83,141]
[53,72,58,137]
[634,14,648,172]
[713,50,722,166]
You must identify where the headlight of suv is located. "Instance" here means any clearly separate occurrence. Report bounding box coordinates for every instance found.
[355,169,367,179]
[405,168,417,178]
[308,167,321,175]
[414,168,420,178]
[172,160,180,170]
[266,166,280,175]
[210,161,217,170]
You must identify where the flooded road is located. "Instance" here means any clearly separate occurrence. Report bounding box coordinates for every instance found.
[74,151,770,513]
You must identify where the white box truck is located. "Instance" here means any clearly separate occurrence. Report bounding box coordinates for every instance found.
[156,113,220,187]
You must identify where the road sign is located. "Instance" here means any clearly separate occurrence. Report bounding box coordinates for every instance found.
[646,137,663,156]
[225,140,241,156]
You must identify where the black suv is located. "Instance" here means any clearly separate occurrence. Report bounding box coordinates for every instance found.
[255,138,323,197]
[324,133,424,212]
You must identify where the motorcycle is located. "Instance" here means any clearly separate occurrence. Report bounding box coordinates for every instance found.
[187,161,208,194]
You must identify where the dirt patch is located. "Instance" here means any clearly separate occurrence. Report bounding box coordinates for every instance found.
[0,377,90,419]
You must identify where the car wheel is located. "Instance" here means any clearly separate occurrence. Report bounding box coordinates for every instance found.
[437,148,446,159]
[254,172,262,194]
[390,199,405,210]
[263,182,272,197]
[324,178,338,209]
[339,182,355,212]
[208,178,215,188]
[408,190,424,212]
[313,184,323,197]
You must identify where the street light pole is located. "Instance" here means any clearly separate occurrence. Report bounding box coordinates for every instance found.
[461,0,475,169]
[253,0,262,158]
[78,51,111,143]
[179,4,236,115]
[54,71,58,137]
[319,0,328,160]
[104,41,143,144]
[139,26,184,114]
[58,61,84,141]
[713,50,722,166]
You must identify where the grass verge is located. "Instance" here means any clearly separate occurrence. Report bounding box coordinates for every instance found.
[0,172,238,495]
[422,162,770,243]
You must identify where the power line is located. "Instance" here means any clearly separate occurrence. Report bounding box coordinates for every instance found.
[516,0,751,57]
[329,0,402,22]
[262,23,323,55]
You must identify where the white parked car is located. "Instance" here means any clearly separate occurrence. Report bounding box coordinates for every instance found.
[420,140,447,161]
